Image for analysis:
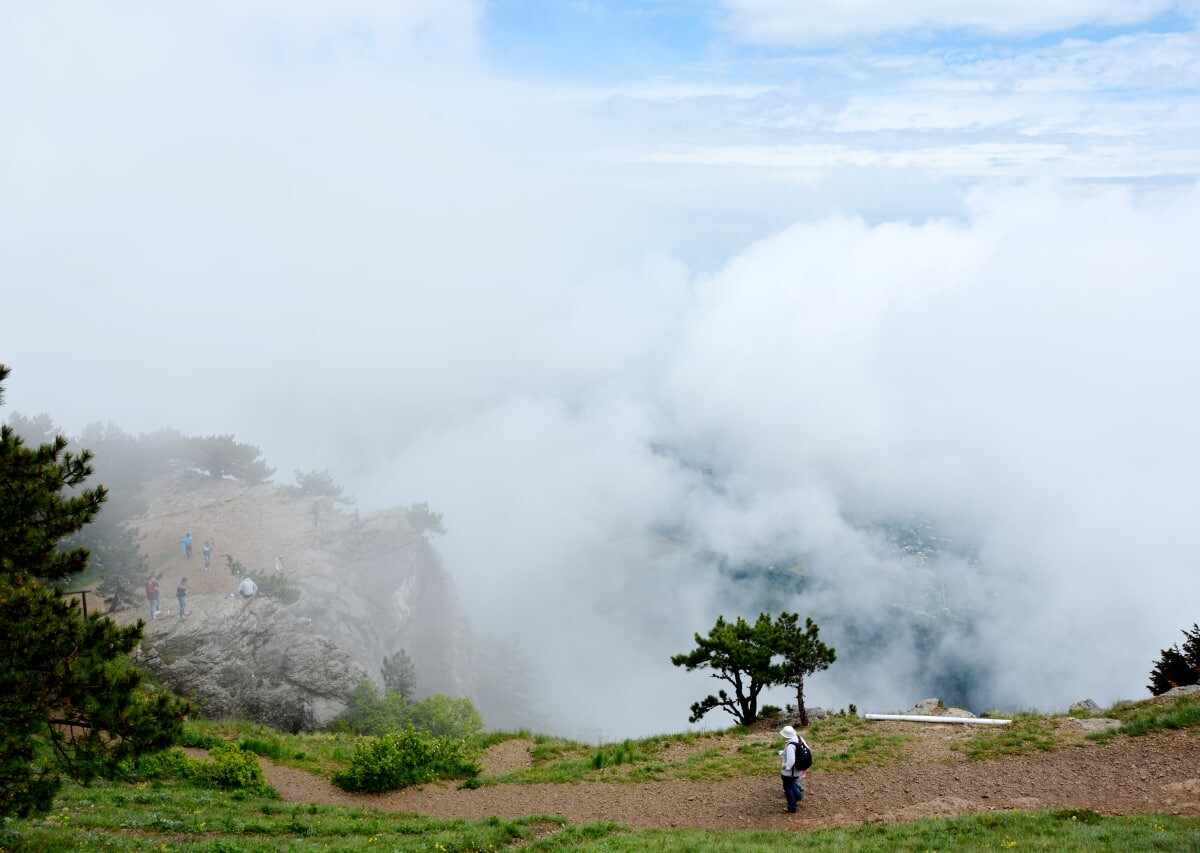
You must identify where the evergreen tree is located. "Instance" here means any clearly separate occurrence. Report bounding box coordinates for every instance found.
[771,612,836,727]
[0,364,191,818]
[670,613,780,725]
[175,434,275,483]
[90,524,151,612]
[1148,623,1200,695]
[406,502,446,537]
[381,650,418,703]
[292,468,355,505]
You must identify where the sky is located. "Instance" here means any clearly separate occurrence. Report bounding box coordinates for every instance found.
[3,1,1200,739]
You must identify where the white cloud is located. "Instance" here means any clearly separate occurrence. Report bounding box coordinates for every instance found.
[657,180,1200,713]
[718,0,1188,44]
[3,4,1199,736]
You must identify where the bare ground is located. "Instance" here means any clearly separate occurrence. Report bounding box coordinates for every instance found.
[254,723,1200,831]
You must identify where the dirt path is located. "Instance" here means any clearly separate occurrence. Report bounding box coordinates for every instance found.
[257,725,1200,830]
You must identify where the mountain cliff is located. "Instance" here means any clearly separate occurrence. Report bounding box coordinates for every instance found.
[116,471,475,730]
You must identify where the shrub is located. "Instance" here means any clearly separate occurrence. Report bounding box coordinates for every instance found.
[332,726,481,793]
[334,683,484,739]
[402,695,485,739]
[119,748,194,782]
[255,573,300,604]
[192,744,275,796]
[332,680,409,736]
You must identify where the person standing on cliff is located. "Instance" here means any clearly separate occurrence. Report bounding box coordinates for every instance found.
[202,540,212,570]
[176,577,188,618]
[181,532,194,558]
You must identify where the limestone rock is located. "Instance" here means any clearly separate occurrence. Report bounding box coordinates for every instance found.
[139,595,368,730]
[121,472,477,730]
[904,698,975,718]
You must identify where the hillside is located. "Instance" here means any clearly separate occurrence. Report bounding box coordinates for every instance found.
[110,470,476,727]
[257,714,1200,831]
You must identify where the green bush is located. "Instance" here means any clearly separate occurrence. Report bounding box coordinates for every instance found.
[331,726,481,793]
[255,573,300,604]
[119,748,194,782]
[402,695,485,738]
[192,744,276,796]
[334,682,484,739]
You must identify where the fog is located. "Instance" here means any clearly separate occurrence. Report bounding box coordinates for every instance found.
[3,4,1200,739]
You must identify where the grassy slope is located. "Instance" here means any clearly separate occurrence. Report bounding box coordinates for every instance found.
[3,694,1198,852]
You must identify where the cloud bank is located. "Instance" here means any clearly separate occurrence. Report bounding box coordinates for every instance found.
[3,5,1199,738]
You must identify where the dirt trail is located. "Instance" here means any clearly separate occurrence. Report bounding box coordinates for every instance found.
[257,724,1200,831]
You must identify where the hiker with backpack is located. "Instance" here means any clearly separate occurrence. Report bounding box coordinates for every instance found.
[779,725,811,813]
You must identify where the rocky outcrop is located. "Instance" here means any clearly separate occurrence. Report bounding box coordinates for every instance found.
[139,595,368,731]
[904,698,976,717]
[123,472,476,730]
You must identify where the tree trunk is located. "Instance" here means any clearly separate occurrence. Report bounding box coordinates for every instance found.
[796,676,808,727]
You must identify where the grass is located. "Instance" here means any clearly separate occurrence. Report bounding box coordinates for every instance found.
[37,695,1188,851]
[1089,693,1200,742]
[181,719,360,777]
[526,811,1200,852]
[951,713,1063,760]
[0,776,566,851]
[180,692,1200,787]
[4,778,1199,852]
[481,715,909,786]
[805,715,911,770]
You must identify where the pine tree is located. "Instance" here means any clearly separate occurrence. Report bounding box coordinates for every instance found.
[175,433,275,483]
[381,650,418,703]
[772,612,837,727]
[670,613,780,725]
[0,364,191,818]
[1148,623,1200,695]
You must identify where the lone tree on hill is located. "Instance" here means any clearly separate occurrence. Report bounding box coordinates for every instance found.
[772,612,836,727]
[671,613,780,726]
[406,502,446,538]
[672,611,836,727]
[176,433,274,483]
[0,364,192,818]
[1148,623,1200,695]
[292,468,355,506]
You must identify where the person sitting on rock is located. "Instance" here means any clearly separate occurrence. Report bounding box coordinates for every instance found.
[235,576,258,598]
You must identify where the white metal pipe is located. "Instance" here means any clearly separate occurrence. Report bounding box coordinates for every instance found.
[864,713,1011,725]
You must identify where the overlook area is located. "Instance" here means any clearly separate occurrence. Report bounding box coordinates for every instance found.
[7,695,1200,849]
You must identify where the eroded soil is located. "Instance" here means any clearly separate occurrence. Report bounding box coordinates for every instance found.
[255,722,1200,830]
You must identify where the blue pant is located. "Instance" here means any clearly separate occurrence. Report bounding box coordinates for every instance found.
[782,775,804,811]
[178,595,187,617]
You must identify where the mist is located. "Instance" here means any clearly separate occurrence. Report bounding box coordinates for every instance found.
[4,5,1199,739]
